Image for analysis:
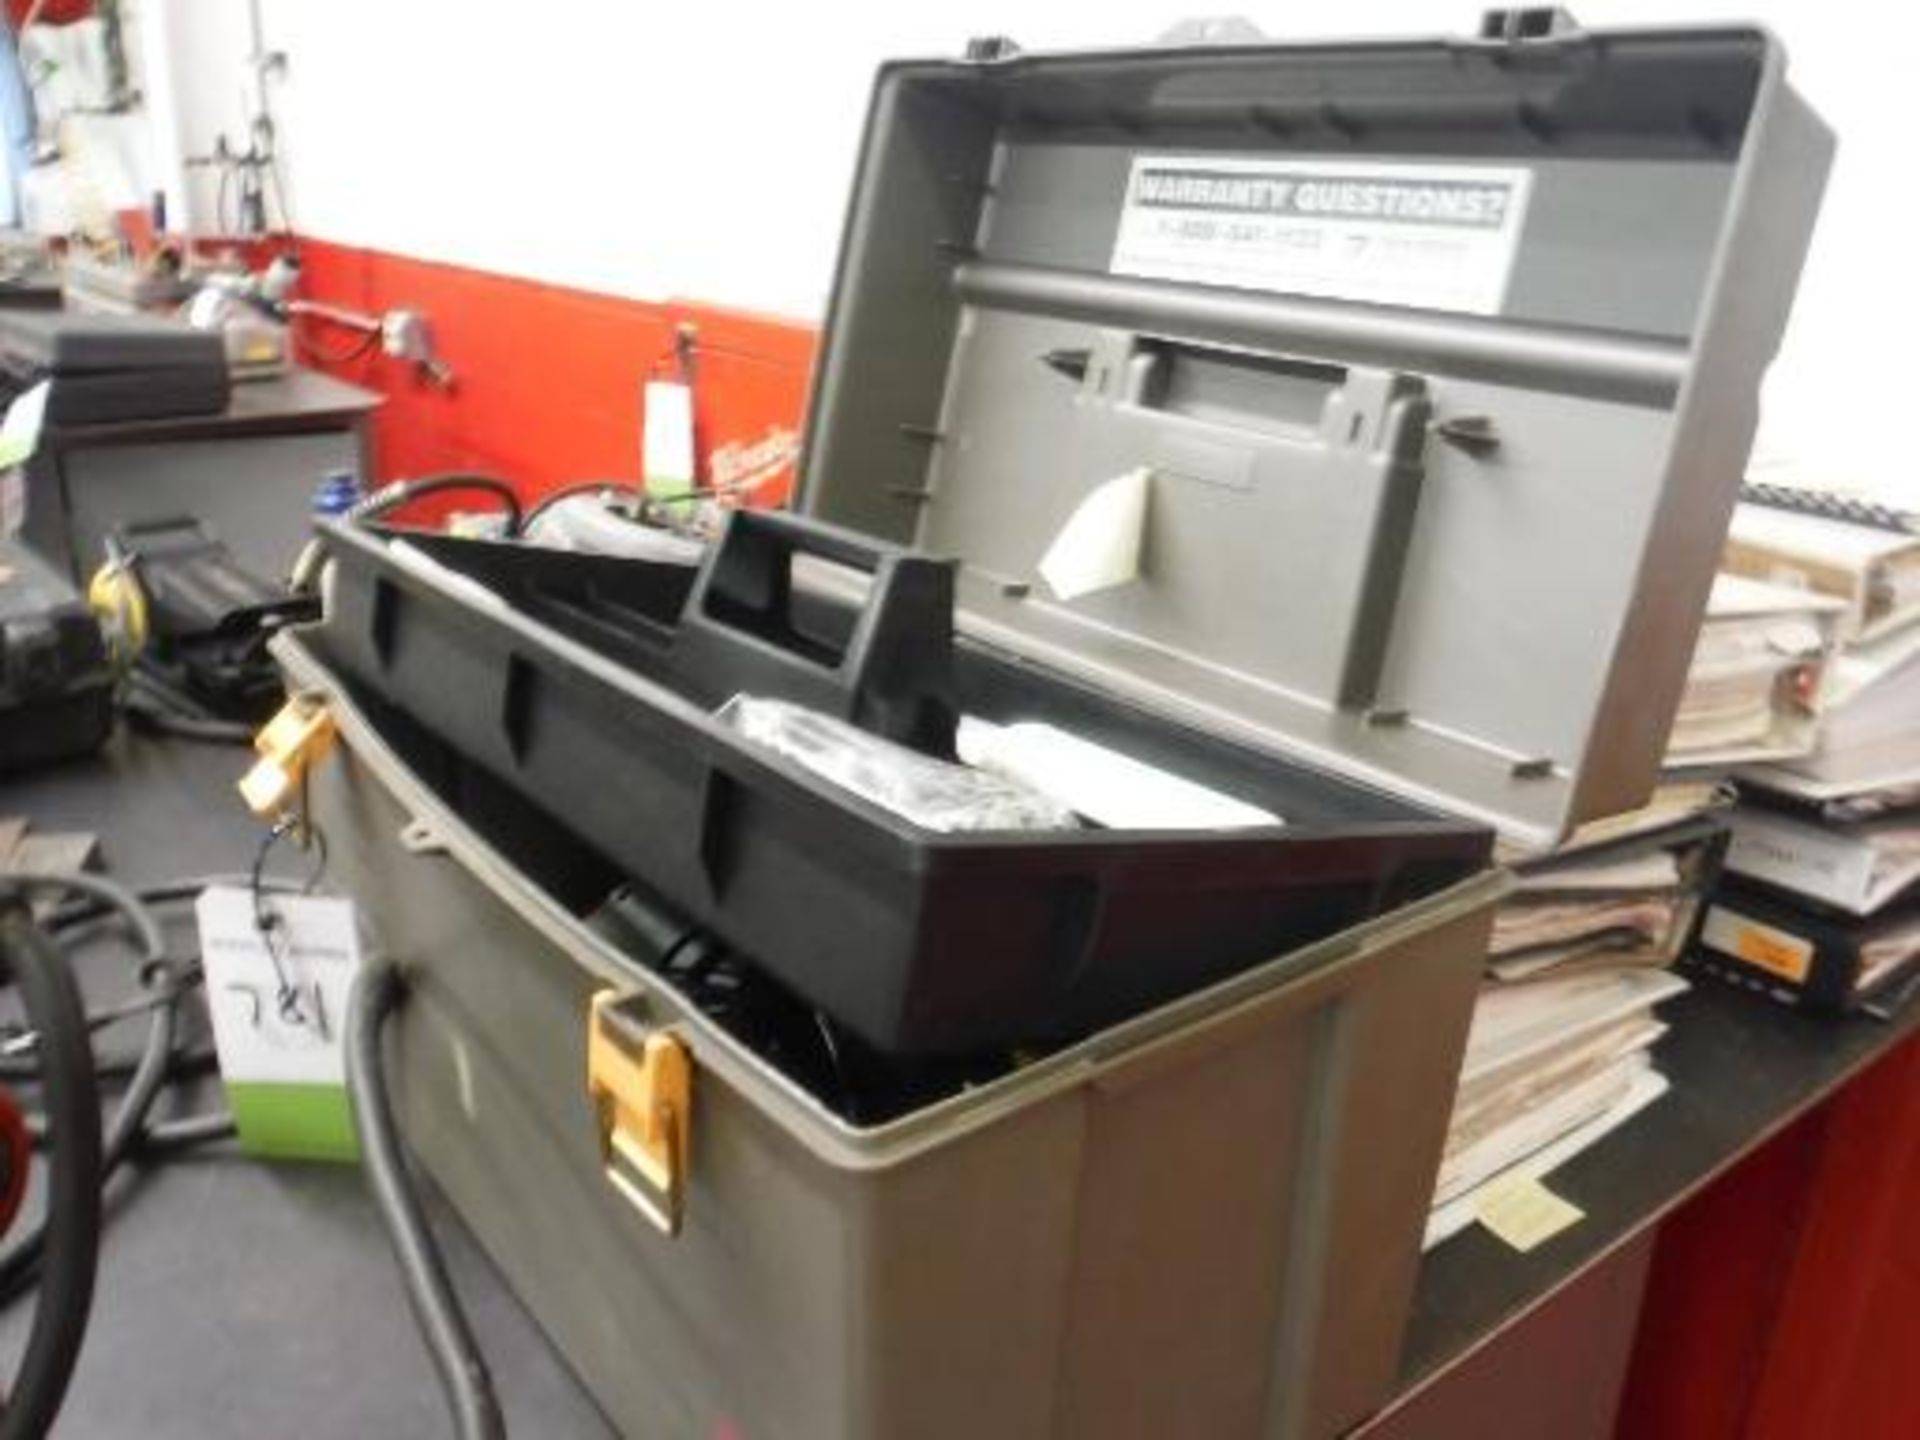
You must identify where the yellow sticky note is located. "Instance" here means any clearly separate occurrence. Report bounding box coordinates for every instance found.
[1473,1173,1585,1252]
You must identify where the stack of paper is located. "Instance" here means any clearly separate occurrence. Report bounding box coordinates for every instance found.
[1428,785,1721,1248]
[1703,783,1920,1010]
[1426,968,1685,1246]
[1709,485,1920,1009]
[1487,788,1725,986]
[1489,851,1686,980]
[1434,485,1920,1246]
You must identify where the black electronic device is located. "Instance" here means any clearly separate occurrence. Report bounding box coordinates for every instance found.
[0,309,229,426]
[1696,876,1920,1016]
[105,517,314,720]
[0,537,114,771]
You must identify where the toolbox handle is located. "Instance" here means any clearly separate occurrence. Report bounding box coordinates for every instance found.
[674,509,957,750]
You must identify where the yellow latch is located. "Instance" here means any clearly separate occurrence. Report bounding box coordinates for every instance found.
[239,696,337,819]
[586,991,692,1236]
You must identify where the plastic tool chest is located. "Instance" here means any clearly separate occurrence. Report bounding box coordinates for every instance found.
[311,17,1829,1060]
[288,14,1829,1438]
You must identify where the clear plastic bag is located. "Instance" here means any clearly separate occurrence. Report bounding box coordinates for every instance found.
[718,696,1079,833]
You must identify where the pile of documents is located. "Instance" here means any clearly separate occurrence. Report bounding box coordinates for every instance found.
[1700,618,1920,1011]
[1428,483,1920,1248]
[1426,782,1724,1247]
[1427,965,1683,1246]
[1685,487,1920,1012]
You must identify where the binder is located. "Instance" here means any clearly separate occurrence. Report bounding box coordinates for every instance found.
[1722,500,1920,643]
[1723,796,1920,916]
[1488,801,1730,982]
[1665,574,1843,767]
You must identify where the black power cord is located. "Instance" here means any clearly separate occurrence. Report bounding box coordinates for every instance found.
[346,474,525,537]
[119,666,255,747]
[346,963,505,1440]
[0,866,297,1437]
[290,472,529,595]
[0,873,180,1304]
[520,481,646,535]
[0,902,103,1440]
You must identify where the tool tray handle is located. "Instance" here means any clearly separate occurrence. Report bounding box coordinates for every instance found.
[674,509,957,751]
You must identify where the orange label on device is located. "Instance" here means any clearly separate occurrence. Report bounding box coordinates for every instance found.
[1704,909,1813,984]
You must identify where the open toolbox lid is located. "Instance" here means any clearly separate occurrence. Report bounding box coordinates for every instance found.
[795,11,1833,852]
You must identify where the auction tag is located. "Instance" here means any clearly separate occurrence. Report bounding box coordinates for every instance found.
[1111,156,1532,315]
[195,885,363,1162]
[643,378,697,499]
[1474,1172,1585,1252]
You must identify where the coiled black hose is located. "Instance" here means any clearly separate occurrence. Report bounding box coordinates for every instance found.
[0,873,176,1304]
[0,903,103,1440]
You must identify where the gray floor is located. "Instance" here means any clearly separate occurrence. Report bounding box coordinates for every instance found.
[1,733,615,1437]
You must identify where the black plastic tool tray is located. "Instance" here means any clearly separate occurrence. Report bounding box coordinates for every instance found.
[310,514,1491,1055]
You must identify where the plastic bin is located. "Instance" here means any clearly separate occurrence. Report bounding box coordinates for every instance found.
[285,14,1831,1437]
[284,635,1505,1440]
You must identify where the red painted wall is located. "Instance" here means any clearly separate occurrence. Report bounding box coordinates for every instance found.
[286,237,818,511]
[7,1,94,25]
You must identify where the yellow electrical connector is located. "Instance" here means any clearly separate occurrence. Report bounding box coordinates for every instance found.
[586,991,692,1237]
[239,696,337,819]
[86,554,149,672]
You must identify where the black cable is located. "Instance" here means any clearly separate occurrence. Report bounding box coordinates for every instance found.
[41,874,300,935]
[0,1003,171,1304]
[348,474,524,538]
[0,1041,217,1088]
[119,699,255,746]
[249,821,329,1029]
[251,822,303,1013]
[125,663,221,720]
[3,985,183,1065]
[120,668,256,746]
[292,471,528,595]
[292,319,382,368]
[266,152,298,248]
[215,163,234,238]
[347,963,505,1440]
[135,1113,237,1156]
[15,972,204,1150]
[0,874,176,1304]
[8,873,167,963]
[521,481,646,534]
[0,904,103,1440]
